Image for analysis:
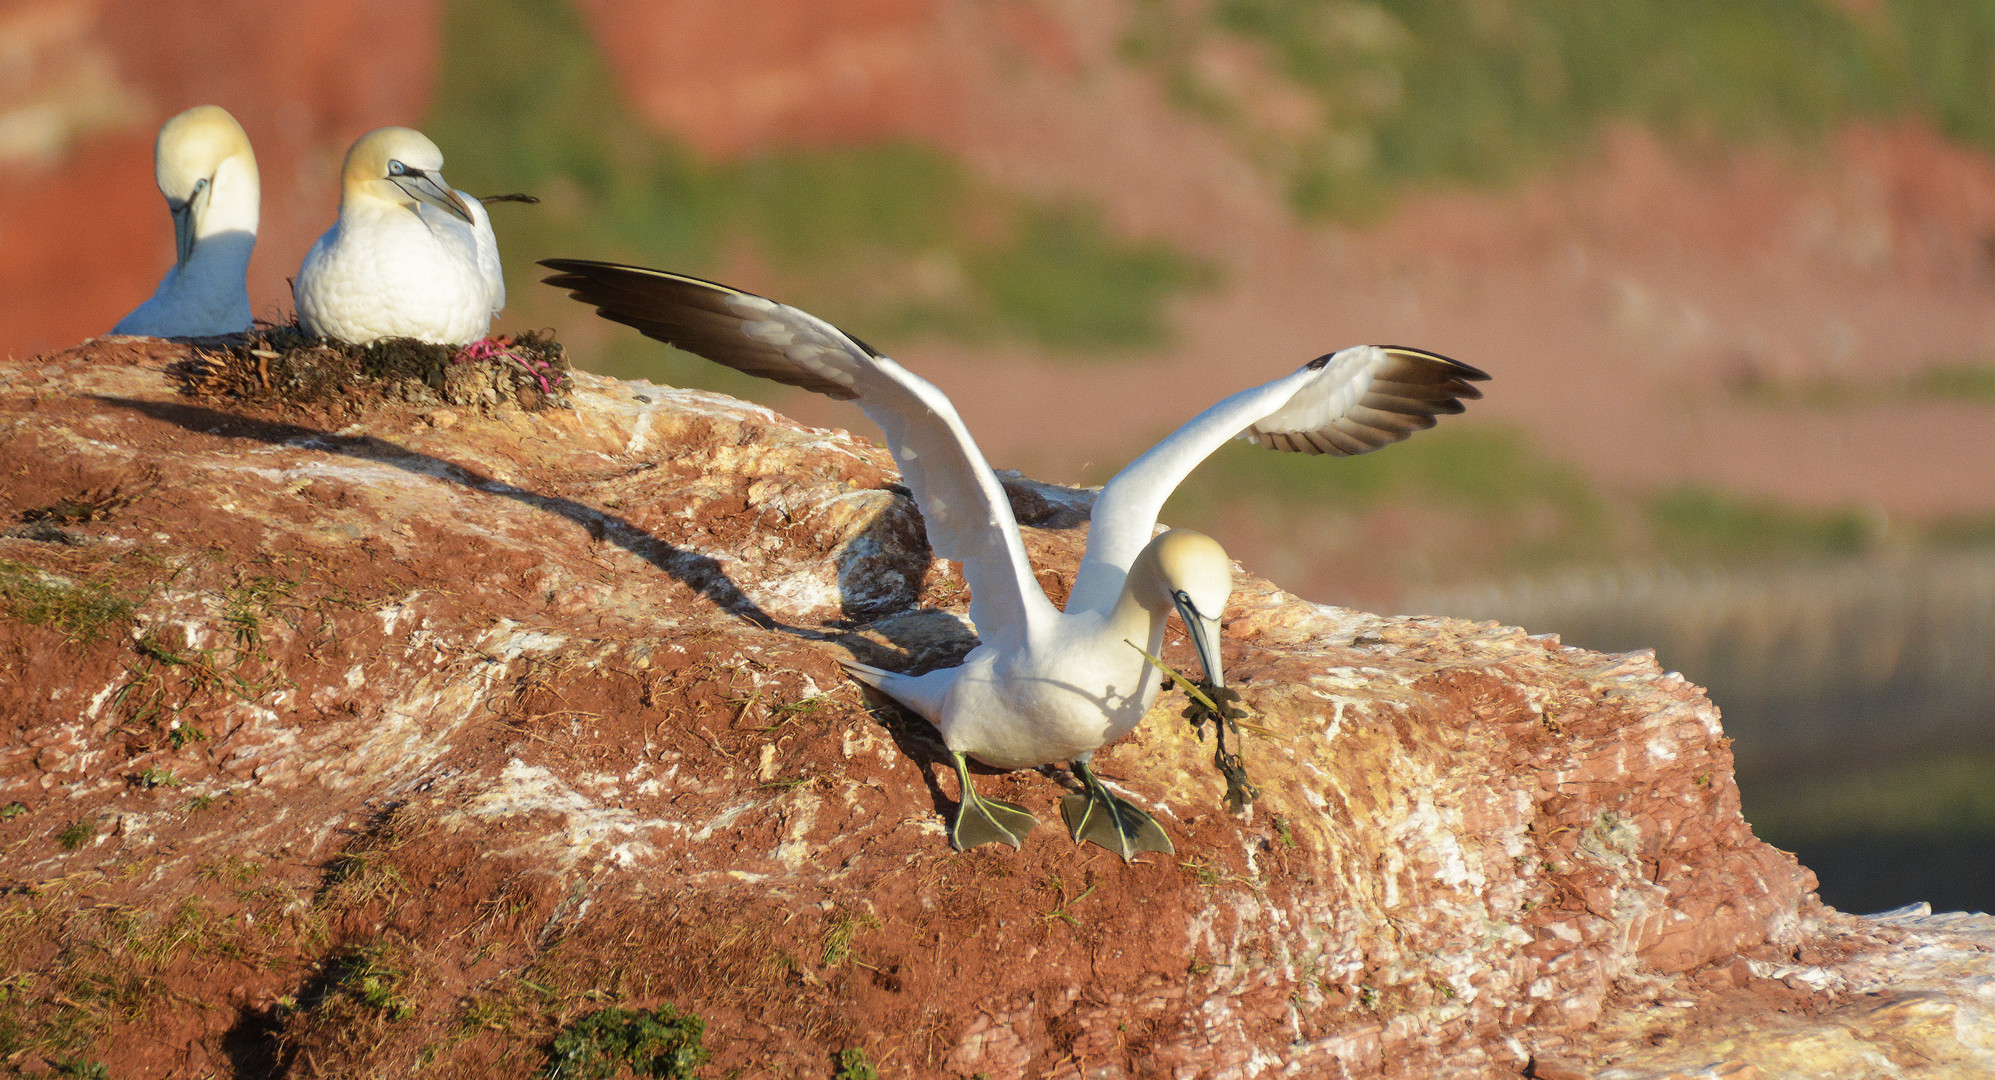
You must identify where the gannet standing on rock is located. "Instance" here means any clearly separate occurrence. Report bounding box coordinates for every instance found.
[113,105,260,338]
[543,260,1490,858]
[294,127,504,345]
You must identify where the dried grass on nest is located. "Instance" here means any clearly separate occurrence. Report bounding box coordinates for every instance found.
[179,325,572,414]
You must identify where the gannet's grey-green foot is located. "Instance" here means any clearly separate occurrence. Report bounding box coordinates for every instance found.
[1061,756,1175,860]
[949,752,1038,851]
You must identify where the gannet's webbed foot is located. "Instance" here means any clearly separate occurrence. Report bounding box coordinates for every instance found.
[1061,757,1175,860]
[1182,681,1259,813]
[948,752,1037,851]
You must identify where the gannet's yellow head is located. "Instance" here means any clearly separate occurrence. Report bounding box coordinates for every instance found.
[340,126,474,224]
[1142,528,1234,687]
[153,105,258,266]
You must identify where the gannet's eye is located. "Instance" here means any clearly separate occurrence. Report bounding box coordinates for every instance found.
[192,178,208,196]
[387,160,407,177]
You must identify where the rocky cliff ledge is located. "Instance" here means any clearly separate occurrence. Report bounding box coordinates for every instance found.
[1,341,1990,1079]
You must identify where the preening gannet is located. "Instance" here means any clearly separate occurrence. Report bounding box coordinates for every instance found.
[293,127,504,345]
[542,260,1489,858]
[112,105,259,338]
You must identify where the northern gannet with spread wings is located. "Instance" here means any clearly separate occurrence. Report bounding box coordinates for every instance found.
[113,105,259,338]
[542,260,1489,858]
[294,127,504,345]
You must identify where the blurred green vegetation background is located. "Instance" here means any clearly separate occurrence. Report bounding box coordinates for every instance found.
[1134,0,1995,218]
[435,0,1995,356]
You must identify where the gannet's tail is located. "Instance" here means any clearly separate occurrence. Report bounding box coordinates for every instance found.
[841,657,899,690]
[836,655,955,726]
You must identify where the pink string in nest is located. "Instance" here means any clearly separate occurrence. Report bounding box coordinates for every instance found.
[453,337,508,364]
[453,336,563,395]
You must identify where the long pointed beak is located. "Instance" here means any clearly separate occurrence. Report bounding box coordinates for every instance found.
[171,176,216,268]
[392,168,476,224]
[170,201,196,267]
[1173,591,1226,689]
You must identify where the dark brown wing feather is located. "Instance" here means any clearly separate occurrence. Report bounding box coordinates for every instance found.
[538,258,864,400]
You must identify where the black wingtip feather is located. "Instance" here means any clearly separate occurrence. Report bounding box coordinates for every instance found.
[1381,345,1491,382]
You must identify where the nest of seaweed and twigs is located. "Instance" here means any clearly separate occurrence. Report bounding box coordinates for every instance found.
[179,325,572,419]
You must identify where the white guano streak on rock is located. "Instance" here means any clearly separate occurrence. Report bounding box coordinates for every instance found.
[772,793,822,871]
[744,566,843,620]
[461,758,676,870]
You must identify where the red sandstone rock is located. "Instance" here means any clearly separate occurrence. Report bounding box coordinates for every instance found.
[573,0,952,159]
[3,340,1988,1077]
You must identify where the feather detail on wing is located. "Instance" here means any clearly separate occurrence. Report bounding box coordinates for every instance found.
[1241,346,1488,456]
[539,259,1058,647]
[1068,345,1487,613]
[540,260,864,399]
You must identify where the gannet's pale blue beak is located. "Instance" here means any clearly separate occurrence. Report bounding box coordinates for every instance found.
[169,176,212,268]
[1172,590,1226,689]
[170,201,195,267]
[391,167,475,224]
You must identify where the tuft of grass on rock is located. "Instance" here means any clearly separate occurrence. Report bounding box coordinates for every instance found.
[0,559,139,644]
[131,767,180,790]
[820,911,878,969]
[0,893,277,1066]
[55,819,95,851]
[833,1046,880,1080]
[544,1005,709,1080]
[337,946,416,1022]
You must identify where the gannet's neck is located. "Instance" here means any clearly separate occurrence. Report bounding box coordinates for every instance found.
[1097,528,1232,694]
[195,152,260,243]
[1103,538,1175,650]
[340,185,414,222]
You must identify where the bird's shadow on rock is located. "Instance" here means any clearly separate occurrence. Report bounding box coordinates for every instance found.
[847,681,1060,831]
[849,685,958,820]
[98,395,1103,835]
[95,395,807,635]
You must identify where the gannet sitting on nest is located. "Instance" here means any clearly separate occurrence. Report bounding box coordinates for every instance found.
[294,127,503,345]
[543,260,1490,858]
[113,105,259,338]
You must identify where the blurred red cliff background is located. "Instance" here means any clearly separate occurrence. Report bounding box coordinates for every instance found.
[4,0,1993,910]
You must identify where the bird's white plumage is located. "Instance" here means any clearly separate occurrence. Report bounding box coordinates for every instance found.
[113,105,260,338]
[294,127,503,345]
[449,191,507,318]
[539,262,1487,784]
[715,290,1053,650]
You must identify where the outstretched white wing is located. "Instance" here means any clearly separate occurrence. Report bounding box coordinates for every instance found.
[540,260,1059,647]
[1068,345,1488,613]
